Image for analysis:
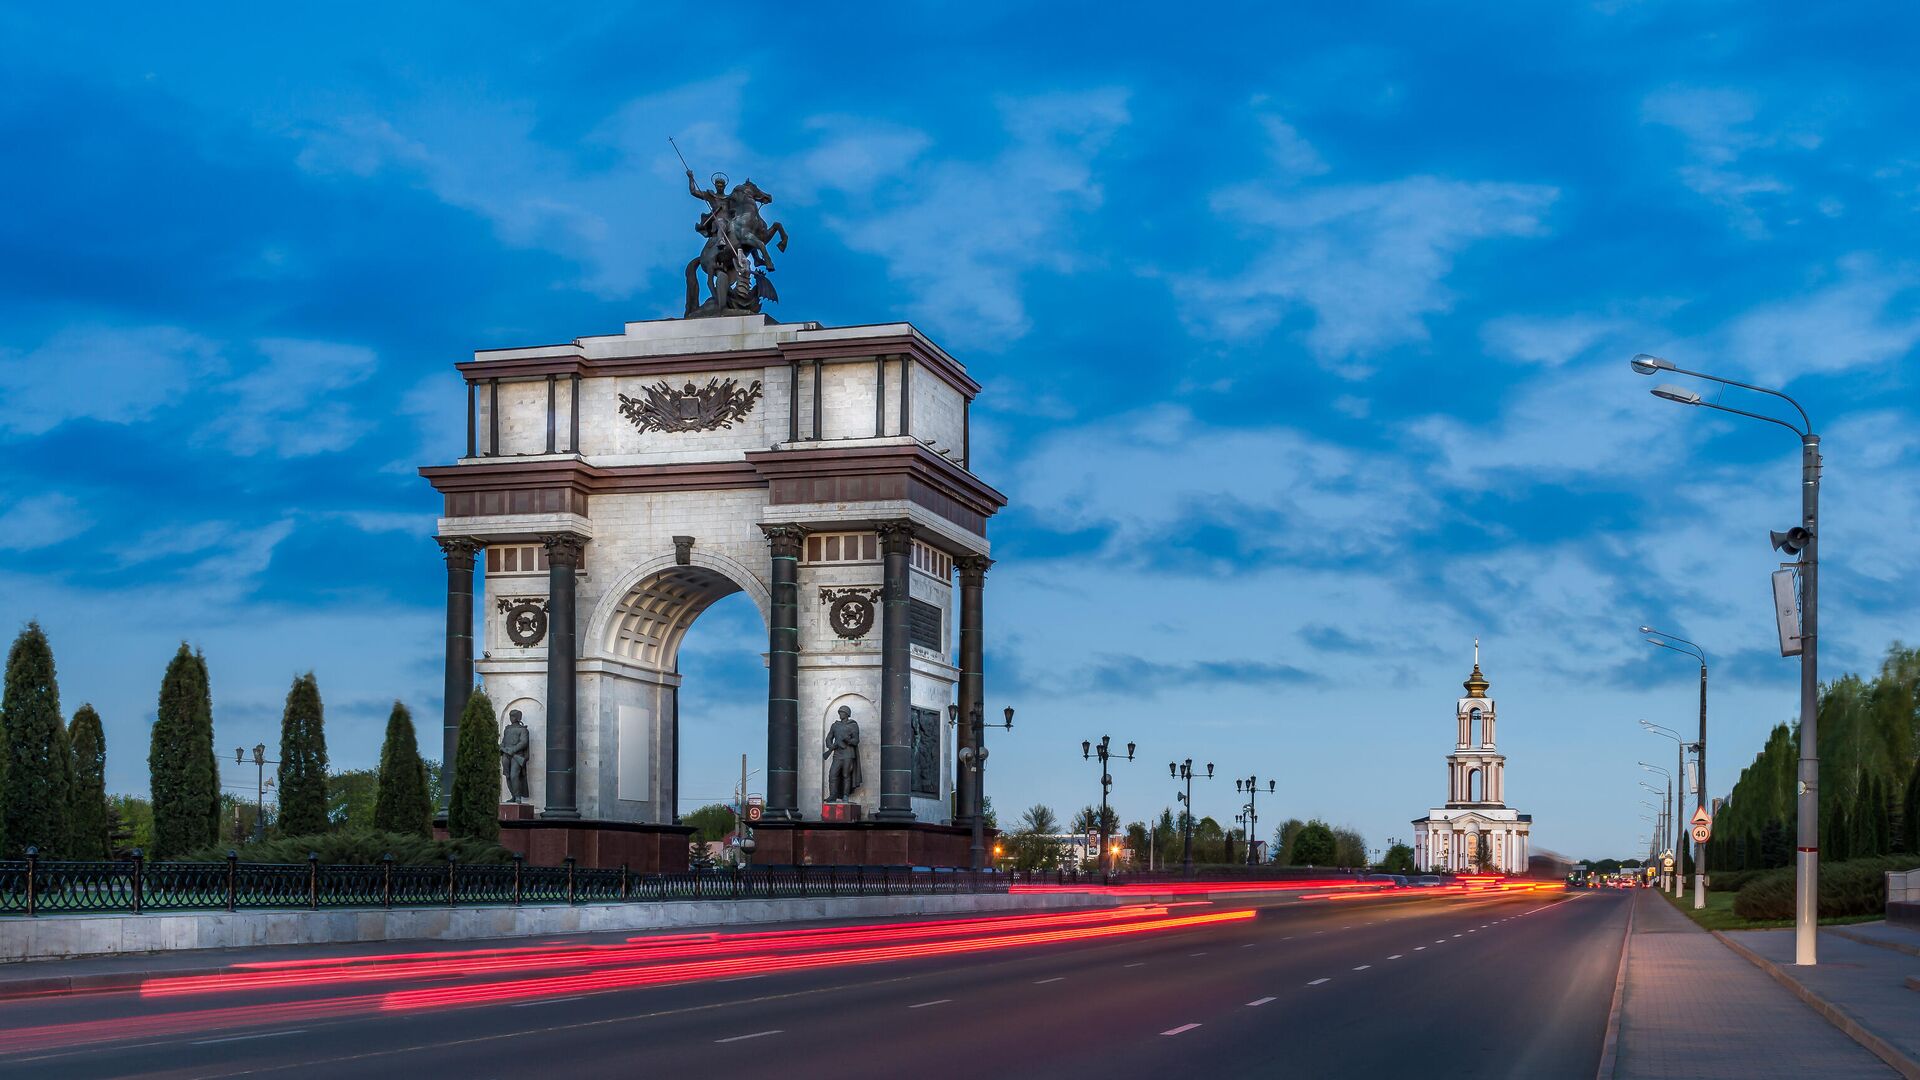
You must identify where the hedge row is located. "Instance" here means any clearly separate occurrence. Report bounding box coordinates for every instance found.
[1730,855,1920,920]
[179,829,513,865]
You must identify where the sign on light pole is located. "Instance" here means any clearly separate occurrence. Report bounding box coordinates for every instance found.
[1690,806,1712,845]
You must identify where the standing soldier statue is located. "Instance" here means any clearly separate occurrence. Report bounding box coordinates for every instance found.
[823,705,862,802]
[499,710,531,804]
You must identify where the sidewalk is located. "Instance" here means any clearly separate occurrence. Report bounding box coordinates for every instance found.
[1611,889,1895,1079]
[1722,920,1920,1078]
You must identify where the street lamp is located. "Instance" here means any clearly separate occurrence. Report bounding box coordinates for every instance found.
[1169,758,1215,878]
[1640,720,1691,898]
[1233,776,1277,866]
[1632,351,1820,964]
[236,743,280,843]
[1082,736,1134,884]
[1639,762,1674,891]
[950,703,1014,870]
[1640,626,1709,912]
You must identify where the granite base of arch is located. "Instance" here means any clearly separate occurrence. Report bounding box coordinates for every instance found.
[443,806,696,871]
[748,820,991,868]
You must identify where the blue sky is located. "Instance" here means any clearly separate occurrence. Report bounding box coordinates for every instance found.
[3,5,1916,860]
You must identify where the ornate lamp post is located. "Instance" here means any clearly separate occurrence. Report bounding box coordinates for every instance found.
[236,744,279,843]
[1169,759,1215,879]
[1082,735,1134,884]
[950,703,1014,870]
[1632,351,1820,964]
[1234,776,1277,866]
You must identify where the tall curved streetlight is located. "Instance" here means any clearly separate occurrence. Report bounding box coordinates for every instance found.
[1639,760,1676,893]
[1632,352,1821,965]
[1639,626,1709,911]
[1641,721,1691,898]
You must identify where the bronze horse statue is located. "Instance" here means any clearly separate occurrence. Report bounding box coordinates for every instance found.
[685,178,789,316]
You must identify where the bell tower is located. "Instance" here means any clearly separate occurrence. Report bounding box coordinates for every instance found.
[1446,640,1505,807]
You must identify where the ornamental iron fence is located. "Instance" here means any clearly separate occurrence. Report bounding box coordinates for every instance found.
[0,848,1011,916]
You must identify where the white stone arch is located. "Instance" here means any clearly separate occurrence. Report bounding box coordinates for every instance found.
[585,549,772,669]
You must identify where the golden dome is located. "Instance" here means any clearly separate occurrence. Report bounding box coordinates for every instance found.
[1463,639,1490,697]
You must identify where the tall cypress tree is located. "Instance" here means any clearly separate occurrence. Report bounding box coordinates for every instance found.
[151,644,218,858]
[276,673,330,836]
[1906,758,1920,853]
[447,688,500,841]
[1,623,73,856]
[373,701,432,837]
[67,705,111,859]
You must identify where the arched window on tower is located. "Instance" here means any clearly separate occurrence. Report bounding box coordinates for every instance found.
[1468,706,1483,748]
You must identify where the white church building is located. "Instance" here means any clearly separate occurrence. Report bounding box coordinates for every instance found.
[1412,646,1532,874]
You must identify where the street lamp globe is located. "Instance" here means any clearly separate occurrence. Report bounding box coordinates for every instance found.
[1630,353,1673,375]
[1651,384,1702,405]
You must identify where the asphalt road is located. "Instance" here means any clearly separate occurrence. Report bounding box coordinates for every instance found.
[0,888,1628,1080]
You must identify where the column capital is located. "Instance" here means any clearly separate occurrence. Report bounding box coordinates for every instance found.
[955,554,993,583]
[876,520,914,555]
[436,535,481,567]
[759,523,805,557]
[540,533,587,564]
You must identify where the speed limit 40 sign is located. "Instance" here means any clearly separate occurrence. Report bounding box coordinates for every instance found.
[1690,806,1712,844]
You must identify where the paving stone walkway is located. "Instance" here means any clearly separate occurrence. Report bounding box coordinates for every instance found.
[1613,889,1894,1079]
[1727,920,1920,1076]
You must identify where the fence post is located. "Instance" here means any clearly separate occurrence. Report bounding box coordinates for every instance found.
[225,850,238,912]
[308,852,320,910]
[446,854,458,907]
[565,857,577,906]
[382,853,394,909]
[24,847,37,917]
[512,854,524,907]
[131,849,144,915]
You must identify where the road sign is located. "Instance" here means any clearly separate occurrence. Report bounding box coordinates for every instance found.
[1661,855,1675,872]
[1690,806,1712,843]
[746,799,764,824]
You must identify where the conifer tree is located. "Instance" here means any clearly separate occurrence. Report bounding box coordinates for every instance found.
[373,701,433,837]
[447,688,500,841]
[276,673,330,836]
[67,704,111,859]
[1,623,73,856]
[151,644,218,858]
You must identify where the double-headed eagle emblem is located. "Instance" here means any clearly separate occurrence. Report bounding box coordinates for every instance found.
[617,378,764,434]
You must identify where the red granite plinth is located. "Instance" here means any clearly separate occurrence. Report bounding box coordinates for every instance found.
[495,818,695,871]
[749,820,992,868]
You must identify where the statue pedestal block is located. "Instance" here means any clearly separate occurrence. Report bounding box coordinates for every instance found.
[750,820,987,868]
[820,802,862,823]
[497,817,696,872]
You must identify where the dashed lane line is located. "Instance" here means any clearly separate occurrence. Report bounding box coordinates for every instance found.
[193,1031,305,1047]
[1162,1024,1202,1036]
[1034,977,1066,985]
[1352,965,1371,971]
[1247,997,1276,1007]
[1387,954,1404,960]
[511,996,586,1008]
[1124,962,1146,968]
[715,1030,782,1044]
[1308,978,1331,986]
[907,999,951,1009]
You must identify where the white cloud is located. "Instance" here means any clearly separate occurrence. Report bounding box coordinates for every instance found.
[1174,115,1556,367]
[1641,85,1818,238]
[0,326,223,436]
[1723,256,1920,382]
[830,89,1130,346]
[0,494,93,551]
[212,338,380,457]
[1482,314,1631,367]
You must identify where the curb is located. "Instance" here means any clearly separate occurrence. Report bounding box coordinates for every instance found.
[1829,924,1920,960]
[1713,930,1920,1080]
[1594,890,1636,1080]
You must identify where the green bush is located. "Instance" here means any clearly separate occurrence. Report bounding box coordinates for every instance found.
[178,828,512,865]
[1708,868,1775,893]
[1731,855,1920,920]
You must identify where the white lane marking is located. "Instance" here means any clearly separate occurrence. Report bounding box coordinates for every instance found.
[1388,954,1403,960]
[1435,939,1446,944]
[1453,934,1463,938]
[716,1030,782,1044]
[1241,943,1256,948]
[1308,977,1330,986]
[720,974,767,983]
[1124,962,1146,968]
[1034,976,1066,985]
[1162,1023,1202,1036]
[1281,935,1293,940]
[1189,951,1208,957]
[1352,965,1371,971]
[193,1030,305,1046]
[511,995,586,1008]
[1247,996,1276,1006]
[908,999,951,1009]
[1415,946,1426,951]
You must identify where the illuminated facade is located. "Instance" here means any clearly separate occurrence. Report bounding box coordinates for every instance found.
[1411,644,1532,873]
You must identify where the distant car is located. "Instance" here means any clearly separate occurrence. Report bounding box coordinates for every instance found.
[1410,875,1443,887]
[1364,873,1399,887]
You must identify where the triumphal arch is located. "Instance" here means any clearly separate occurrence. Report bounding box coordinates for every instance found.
[421,173,1004,868]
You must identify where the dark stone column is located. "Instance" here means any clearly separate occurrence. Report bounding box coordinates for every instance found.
[436,536,480,811]
[955,555,991,826]
[762,524,804,820]
[541,534,584,819]
[876,522,915,821]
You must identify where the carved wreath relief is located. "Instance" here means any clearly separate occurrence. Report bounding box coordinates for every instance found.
[496,597,550,647]
[819,587,880,639]
[618,378,763,433]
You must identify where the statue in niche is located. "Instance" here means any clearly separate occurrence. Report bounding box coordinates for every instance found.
[823,705,862,801]
[499,710,531,803]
